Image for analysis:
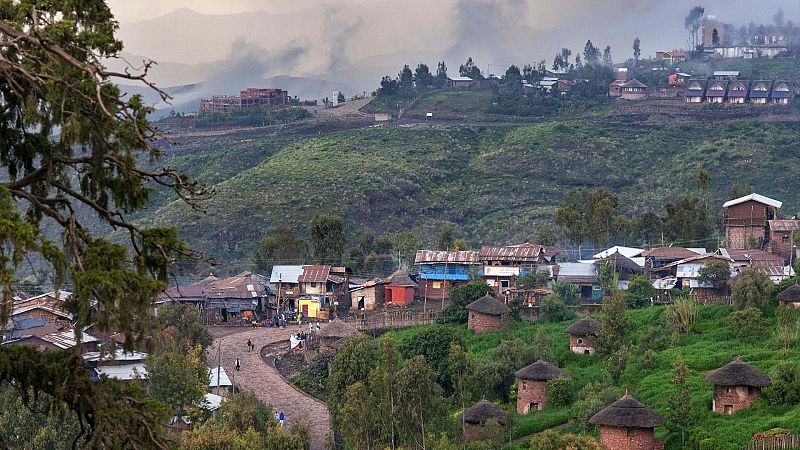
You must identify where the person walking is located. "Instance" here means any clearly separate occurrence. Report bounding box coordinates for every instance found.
[235,358,240,372]
[246,339,252,352]
[278,411,285,428]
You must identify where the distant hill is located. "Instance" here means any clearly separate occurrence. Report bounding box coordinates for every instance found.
[132,116,800,266]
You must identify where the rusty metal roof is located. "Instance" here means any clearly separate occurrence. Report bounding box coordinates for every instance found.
[770,220,800,232]
[414,250,479,264]
[724,249,784,263]
[641,247,701,259]
[479,243,559,262]
[40,330,98,349]
[299,265,331,283]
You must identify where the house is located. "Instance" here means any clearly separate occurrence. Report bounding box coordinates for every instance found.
[349,278,384,311]
[448,76,474,89]
[297,265,350,317]
[461,399,508,442]
[667,72,691,86]
[205,272,269,322]
[208,366,233,395]
[270,265,306,310]
[11,290,74,326]
[768,220,800,263]
[515,360,570,414]
[723,193,782,250]
[555,262,600,302]
[5,330,99,353]
[778,284,800,308]
[705,79,728,103]
[589,392,665,450]
[684,80,707,102]
[84,349,148,381]
[480,243,559,295]
[726,80,750,103]
[771,81,795,105]
[316,319,360,353]
[608,79,626,97]
[466,295,510,333]
[705,357,770,414]
[415,250,481,300]
[566,317,600,355]
[593,246,644,260]
[713,70,740,80]
[748,80,773,104]
[557,79,571,92]
[661,253,734,303]
[619,80,648,100]
[595,252,645,287]
[545,68,569,78]
[656,51,688,65]
[382,269,416,307]
[641,247,705,271]
[538,79,558,91]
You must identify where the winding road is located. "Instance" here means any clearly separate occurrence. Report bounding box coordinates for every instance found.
[208,325,331,450]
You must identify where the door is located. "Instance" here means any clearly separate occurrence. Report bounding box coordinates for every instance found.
[302,304,309,317]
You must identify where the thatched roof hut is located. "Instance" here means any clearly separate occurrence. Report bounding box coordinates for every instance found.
[566,317,600,336]
[704,357,771,387]
[466,295,510,316]
[382,269,417,286]
[317,319,360,340]
[589,393,664,428]
[778,285,800,303]
[515,360,571,381]
[460,399,508,425]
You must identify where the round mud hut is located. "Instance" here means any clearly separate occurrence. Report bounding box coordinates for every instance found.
[589,392,665,450]
[514,360,571,414]
[566,317,601,355]
[465,295,510,333]
[460,399,508,442]
[704,356,770,415]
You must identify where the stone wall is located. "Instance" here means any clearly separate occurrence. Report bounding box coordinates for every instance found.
[516,379,548,414]
[712,385,762,414]
[569,334,597,355]
[468,311,503,333]
[600,425,664,450]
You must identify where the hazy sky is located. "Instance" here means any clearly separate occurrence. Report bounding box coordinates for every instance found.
[105,0,800,94]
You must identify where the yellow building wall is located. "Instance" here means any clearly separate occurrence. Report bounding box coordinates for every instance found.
[298,298,321,318]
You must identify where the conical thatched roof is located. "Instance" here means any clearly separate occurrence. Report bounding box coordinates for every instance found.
[778,285,800,302]
[317,319,360,339]
[460,399,508,425]
[589,393,664,428]
[383,269,417,286]
[704,357,771,387]
[566,317,600,336]
[466,295,510,316]
[515,360,571,381]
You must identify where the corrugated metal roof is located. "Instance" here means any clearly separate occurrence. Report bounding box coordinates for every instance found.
[770,220,799,232]
[593,246,643,259]
[557,262,597,279]
[415,250,480,264]
[95,363,147,380]
[653,277,678,290]
[83,349,147,363]
[714,70,740,76]
[202,393,224,411]
[270,265,307,283]
[724,249,784,263]
[11,304,73,320]
[40,331,97,349]
[299,265,331,283]
[641,247,701,259]
[480,244,558,262]
[449,76,473,82]
[11,317,46,330]
[208,367,232,387]
[723,193,782,209]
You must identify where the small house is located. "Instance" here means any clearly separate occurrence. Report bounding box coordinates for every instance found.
[748,80,772,104]
[270,265,306,310]
[619,80,648,100]
[465,295,510,333]
[208,366,233,395]
[460,399,508,442]
[778,284,800,308]
[349,278,384,311]
[726,80,750,103]
[608,79,625,97]
[589,392,665,450]
[317,319,360,353]
[415,250,481,300]
[705,80,728,103]
[770,81,794,104]
[768,220,799,264]
[723,193,782,250]
[684,80,706,102]
[662,253,734,303]
[641,247,705,271]
[205,272,269,322]
[555,262,599,302]
[448,76,474,89]
[656,51,688,65]
[515,360,571,414]
[704,357,770,414]
[480,243,559,295]
[566,317,600,355]
[382,269,416,307]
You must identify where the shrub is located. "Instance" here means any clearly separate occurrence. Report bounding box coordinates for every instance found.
[525,430,603,450]
[439,280,493,324]
[666,296,697,334]
[698,261,730,293]
[546,377,573,408]
[571,383,619,431]
[540,293,573,322]
[606,345,630,385]
[639,349,657,369]
[731,269,775,311]
[763,363,800,406]
[728,307,768,338]
[624,275,656,309]
[399,327,464,392]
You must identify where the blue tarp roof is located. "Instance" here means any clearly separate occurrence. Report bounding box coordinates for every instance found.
[12,317,46,330]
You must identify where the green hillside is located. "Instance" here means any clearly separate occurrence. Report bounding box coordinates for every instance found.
[139,119,800,265]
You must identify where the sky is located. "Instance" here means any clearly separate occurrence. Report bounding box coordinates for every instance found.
[104,0,800,100]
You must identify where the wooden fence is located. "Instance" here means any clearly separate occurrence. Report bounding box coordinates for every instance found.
[342,311,438,331]
[742,435,800,450]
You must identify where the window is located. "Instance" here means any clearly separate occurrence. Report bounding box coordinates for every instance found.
[310,282,317,288]
[432,281,441,289]
[577,338,583,345]
[626,428,635,438]
[501,280,510,288]
[725,386,732,393]
[521,381,526,390]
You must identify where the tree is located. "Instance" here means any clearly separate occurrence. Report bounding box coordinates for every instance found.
[505,65,522,81]
[439,280,493,323]
[729,307,769,338]
[377,75,399,97]
[329,336,378,427]
[763,363,800,406]
[662,196,714,244]
[685,6,705,49]
[394,231,418,270]
[395,356,445,449]
[399,327,463,392]
[583,40,600,65]
[606,345,629,384]
[437,223,456,250]
[552,54,565,71]
[602,45,613,66]
[541,293,573,322]
[624,275,655,309]
[598,291,629,356]
[0,3,211,446]
[156,303,213,350]
[534,327,554,362]
[571,383,619,432]
[533,226,556,246]
[398,64,414,92]
[666,357,692,445]
[486,339,536,401]
[516,270,549,290]
[632,37,641,66]
[254,227,308,272]
[774,7,785,28]
[547,377,573,407]
[459,57,483,79]
[698,261,731,295]
[731,269,774,311]
[560,48,572,69]
[777,308,799,356]
[712,29,720,46]
[309,214,345,263]
[414,63,434,87]
[0,384,83,449]
[435,61,448,87]
[144,344,208,415]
